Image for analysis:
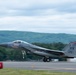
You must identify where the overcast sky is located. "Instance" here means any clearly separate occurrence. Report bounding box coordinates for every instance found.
[0,0,76,34]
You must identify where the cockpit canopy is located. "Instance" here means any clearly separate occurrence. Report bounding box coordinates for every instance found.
[13,40,22,44]
[12,40,30,45]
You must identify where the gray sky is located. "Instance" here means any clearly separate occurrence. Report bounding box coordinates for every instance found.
[0,0,76,34]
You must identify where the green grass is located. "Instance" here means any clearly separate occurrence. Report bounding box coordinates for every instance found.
[0,68,76,75]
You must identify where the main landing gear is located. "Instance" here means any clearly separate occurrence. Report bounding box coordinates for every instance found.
[43,57,51,62]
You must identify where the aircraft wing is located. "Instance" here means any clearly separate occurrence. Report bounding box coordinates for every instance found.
[31,44,64,56]
[44,49,64,56]
[22,44,65,57]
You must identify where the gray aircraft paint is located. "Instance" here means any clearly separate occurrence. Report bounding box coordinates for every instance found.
[0,40,76,61]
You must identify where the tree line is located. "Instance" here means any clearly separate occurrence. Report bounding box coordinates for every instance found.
[0,42,66,61]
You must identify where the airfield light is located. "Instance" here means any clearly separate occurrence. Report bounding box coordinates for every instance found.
[0,62,3,69]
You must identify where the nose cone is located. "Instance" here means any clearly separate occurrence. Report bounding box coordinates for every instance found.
[0,42,20,49]
[0,43,8,48]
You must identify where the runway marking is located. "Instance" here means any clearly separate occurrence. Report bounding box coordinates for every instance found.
[31,65,35,68]
[35,68,76,70]
[30,65,76,71]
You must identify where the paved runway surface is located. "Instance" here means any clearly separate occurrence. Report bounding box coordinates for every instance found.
[3,61,76,72]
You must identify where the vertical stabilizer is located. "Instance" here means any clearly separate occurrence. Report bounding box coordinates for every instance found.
[63,42,76,58]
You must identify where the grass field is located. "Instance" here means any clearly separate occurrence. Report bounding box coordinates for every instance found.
[0,68,76,75]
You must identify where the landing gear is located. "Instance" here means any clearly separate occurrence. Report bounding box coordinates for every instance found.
[43,57,51,62]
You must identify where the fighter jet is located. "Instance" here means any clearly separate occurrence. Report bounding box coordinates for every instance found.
[0,40,76,62]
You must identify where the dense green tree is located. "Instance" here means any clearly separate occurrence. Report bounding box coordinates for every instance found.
[33,42,66,50]
[0,31,76,43]
[0,47,7,61]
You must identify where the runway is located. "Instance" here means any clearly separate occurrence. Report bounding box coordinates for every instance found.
[3,61,76,72]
